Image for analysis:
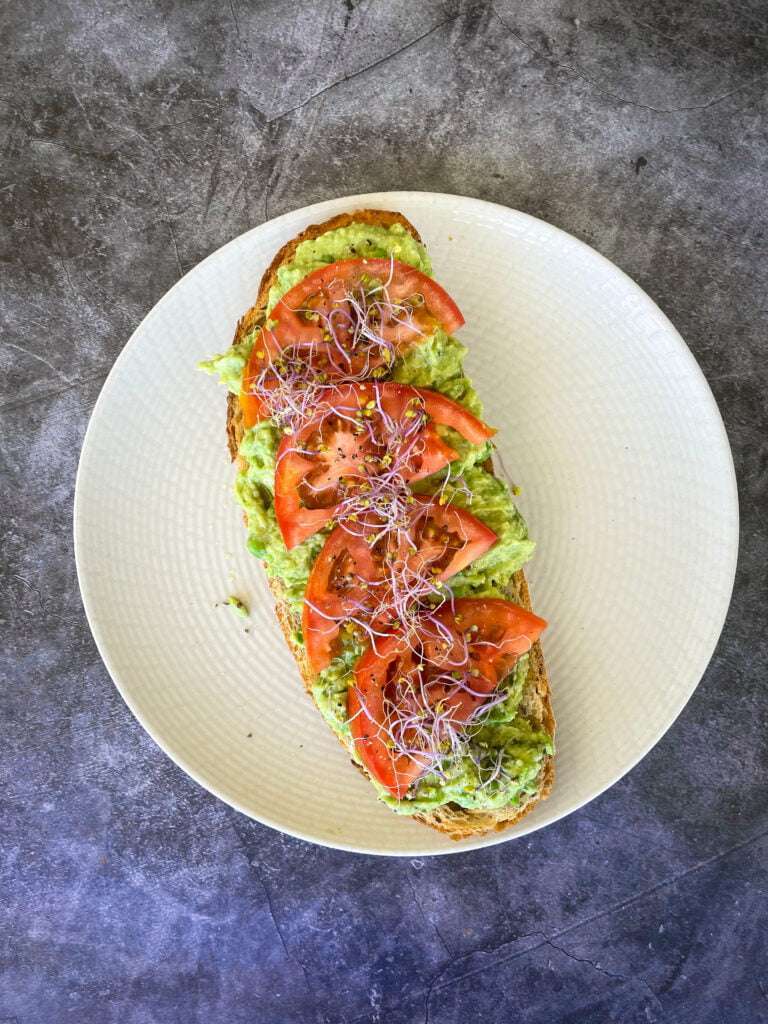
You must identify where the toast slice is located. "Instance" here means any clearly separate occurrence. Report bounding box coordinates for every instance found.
[225,210,554,840]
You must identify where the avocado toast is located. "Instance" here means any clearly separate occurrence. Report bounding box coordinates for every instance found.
[201,210,554,840]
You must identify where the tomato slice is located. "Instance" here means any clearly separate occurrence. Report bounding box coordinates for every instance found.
[442,598,547,683]
[274,383,494,549]
[274,383,376,549]
[303,527,382,673]
[348,634,427,798]
[417,389,496,447]
[272,258,464,358]
[302,498,497,673]
[240,326,344,427]
[239,386,268,429]
[348,598,547,798]
[398,498,497,581]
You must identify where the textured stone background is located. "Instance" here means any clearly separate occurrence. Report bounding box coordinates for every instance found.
[1,1,766,1022]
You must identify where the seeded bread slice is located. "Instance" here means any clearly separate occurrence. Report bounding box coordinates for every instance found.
[225,209,554,840]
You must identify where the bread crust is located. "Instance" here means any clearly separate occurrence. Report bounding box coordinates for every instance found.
[226,209,554,839]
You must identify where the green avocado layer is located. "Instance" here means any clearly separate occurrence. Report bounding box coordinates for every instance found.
[201,221,552,814]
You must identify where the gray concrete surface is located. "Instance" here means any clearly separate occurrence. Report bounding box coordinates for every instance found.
[1,2,766,1022]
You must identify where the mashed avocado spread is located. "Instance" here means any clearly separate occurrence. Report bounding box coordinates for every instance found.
[201,221,552,814]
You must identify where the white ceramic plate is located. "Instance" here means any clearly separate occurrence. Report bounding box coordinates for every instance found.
[74,192,738,856]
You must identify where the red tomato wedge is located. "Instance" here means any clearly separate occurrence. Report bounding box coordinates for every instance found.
[239,329,279,429]
[302,500,497,673]
[239,385,268,430]
[414,388,495,447]
[349,634,426,798]
[240,326,338,428]
[441,598,547,684]
[302,528,381,674]
[272,258,464,354]
[348,598,547,798]
[274,382,495,549]
[396,499,498,583]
